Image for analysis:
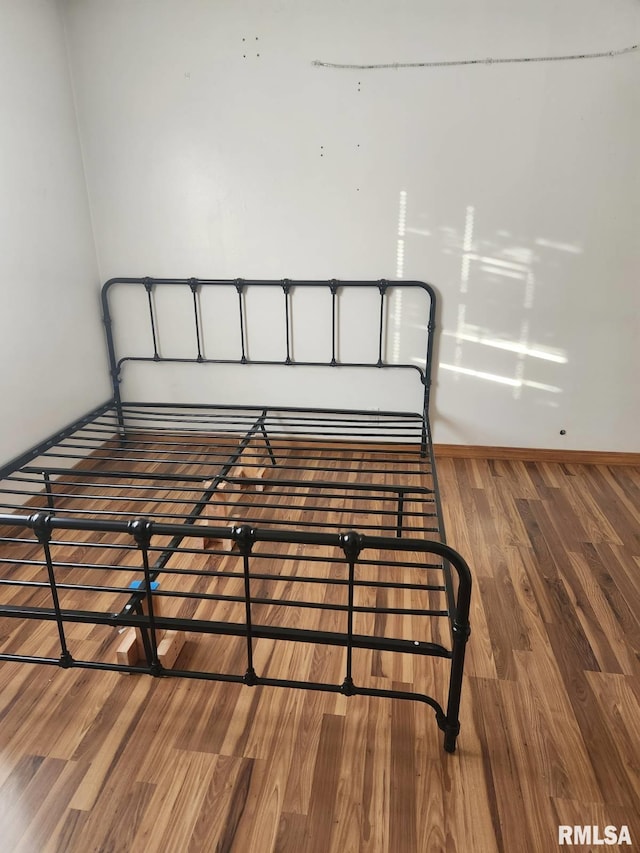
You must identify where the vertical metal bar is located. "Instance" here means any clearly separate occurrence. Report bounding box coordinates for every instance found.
[242,552,255,676]
[377,280,387,367]
[396,491,404,538]
[32,513,72,666]
[141,549,159,670]
[189,278,203,361]
[235,280,247,363]
[421,288,437,457]
[100,281,126,439]
[345,557,355,685]
[442,552,472,752]
[420,398,429,458]
[43,473,55,513]
[443,618,471,753]
[283,280,292,364]
[133,599,154,662]
[235,525,257,683]
[144,278,159,360]
[330,280,338,365]
[259,411,277,466]
[339,531,361,695]
[129,519,160,672]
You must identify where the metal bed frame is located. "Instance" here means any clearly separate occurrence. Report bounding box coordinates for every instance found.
[0,278,471,753]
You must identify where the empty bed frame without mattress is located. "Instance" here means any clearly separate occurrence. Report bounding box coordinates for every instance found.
[0,277,471,753]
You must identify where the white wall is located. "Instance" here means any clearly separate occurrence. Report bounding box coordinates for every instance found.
[63,0,640,451]
[0,0,109,469]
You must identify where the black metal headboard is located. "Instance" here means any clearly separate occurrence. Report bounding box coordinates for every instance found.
[101,276,437,427]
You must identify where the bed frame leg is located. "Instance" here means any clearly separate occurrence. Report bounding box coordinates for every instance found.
[441,618,471,753]
[443,725,460,754]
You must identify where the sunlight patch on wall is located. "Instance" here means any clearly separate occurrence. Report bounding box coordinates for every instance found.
[444,203,577,400]
[442,329,568,363]
[391,289,403,362]
[440,362,562,394]
[392,190,408,361]
[460,205,475,295]
[535,238,582,254]
[400,200,575,403]
[396,190,407,279]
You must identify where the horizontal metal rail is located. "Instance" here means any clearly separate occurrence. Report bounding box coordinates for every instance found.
[20,465,434,494]
[0,602,452,658]
[0,400,114,481]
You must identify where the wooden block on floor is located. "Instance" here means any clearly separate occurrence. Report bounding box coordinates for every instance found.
[202,480,236,520]
[116,628,139,666]
[236,465,267,492]
[199,479,240,551]
[116,626,186,670]
[116,582,184,670]
[201,530,237,552]
[157,630,186,669]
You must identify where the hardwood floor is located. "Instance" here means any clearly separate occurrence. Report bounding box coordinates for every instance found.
[0,455,639,852]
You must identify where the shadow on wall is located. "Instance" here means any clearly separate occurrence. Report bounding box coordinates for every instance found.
[394,191,580,409]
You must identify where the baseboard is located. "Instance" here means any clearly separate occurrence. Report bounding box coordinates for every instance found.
[433,444,640,466]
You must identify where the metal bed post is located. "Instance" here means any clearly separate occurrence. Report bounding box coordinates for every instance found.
[43,472,56,512]
[442,566,472,753]
[32,512,73,668]
[377,280,388,367]
[235,280,247,363]
[283,280,292,364]
[129,518,161,673]
[101,282,126,441]
[234,524,258,685]
[189,278,204,362]
[340,530,362,696]
[421,285,437,458]
[330,280,338,365]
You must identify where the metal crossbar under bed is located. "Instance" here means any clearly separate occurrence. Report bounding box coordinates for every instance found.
[0,278,471,753]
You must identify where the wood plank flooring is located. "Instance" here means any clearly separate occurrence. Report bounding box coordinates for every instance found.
[0,455,638,851]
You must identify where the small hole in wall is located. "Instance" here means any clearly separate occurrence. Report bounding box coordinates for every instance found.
[559,429,567,435]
